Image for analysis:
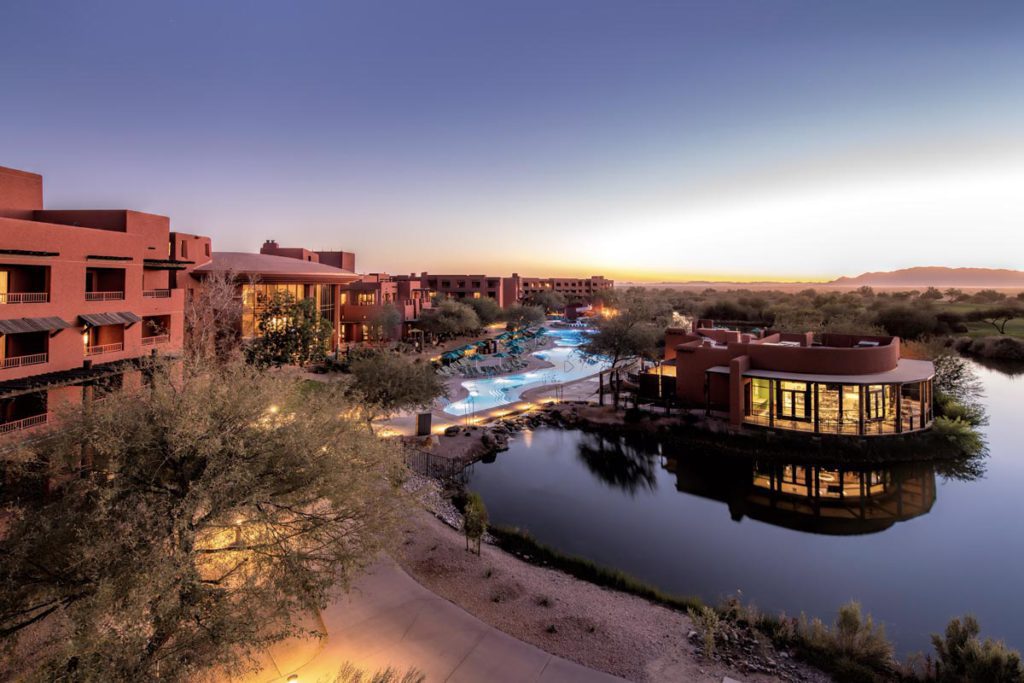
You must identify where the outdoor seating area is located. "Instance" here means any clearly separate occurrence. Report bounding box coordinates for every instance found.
[436,327,549,379]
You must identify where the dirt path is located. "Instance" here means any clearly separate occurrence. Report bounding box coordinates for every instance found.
[397,509,828,683]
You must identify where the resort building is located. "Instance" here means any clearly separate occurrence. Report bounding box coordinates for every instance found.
[421,273,509,306]
[659,319,935,436]
[420,272,615,307]
[1,165,198,438]
[505,274,613,304]
[336,273,432,343]
[185,248,360,351]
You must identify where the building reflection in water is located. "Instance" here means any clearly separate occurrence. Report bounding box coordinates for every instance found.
[663,455,936,536]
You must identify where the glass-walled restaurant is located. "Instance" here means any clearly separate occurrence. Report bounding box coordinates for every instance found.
[740,375,933,436]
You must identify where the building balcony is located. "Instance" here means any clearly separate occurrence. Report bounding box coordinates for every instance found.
[1,352,48,370]
[143,289,171,298]
[85,291,125,302]
[0,413,49,435]
[0,292,49,304]
[141,334,169,347]
[85,342,124,357]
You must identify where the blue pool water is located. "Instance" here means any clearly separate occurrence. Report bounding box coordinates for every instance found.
[443,328,609,416]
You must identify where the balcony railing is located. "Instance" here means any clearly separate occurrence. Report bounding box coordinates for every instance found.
[85,291,125,302]
[85,342,124,357]
[141,334,170,346]
[0,292,49,304]
[143,289,171,298]
[0,413,49,435]
[1,352,48,370]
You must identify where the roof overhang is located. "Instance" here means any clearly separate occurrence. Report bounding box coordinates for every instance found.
[0,316,74,335]
[79,312,142,327]
[705,359,935,385]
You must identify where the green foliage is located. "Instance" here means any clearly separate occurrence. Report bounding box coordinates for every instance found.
[929,615,1024,682]
[245,290,333,367]
[874,304,940,340]
[416,300,481,339]
[954,335,1024,361]
[347,349,446,430]
[920,287,944,301]
[368,303,403,342]
[688,605,721,657]
[503,303,545,330]
[463,492,488,555]
[794,601,894,681]
[0,361,406,682]
[932,416,986,458]
[527,289,567,312]
[465,296,503,325]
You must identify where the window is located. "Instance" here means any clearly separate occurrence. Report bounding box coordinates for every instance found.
[749,378,771,417]
[180,240,188,258]
[865,386,886,421]
[778,381,810,421]
[204,243,211,257]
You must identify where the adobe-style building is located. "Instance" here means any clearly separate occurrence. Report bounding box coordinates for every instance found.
[659,319,934,436]
[505,274,613,304]
[419,272,615,308]
[185,248,360,351]
[1,165,200,437]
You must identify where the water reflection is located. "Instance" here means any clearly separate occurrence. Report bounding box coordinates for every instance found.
[575,432,659,494]
[664,455,936,536]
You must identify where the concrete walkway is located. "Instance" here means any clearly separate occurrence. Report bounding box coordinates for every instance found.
[254,560,627,683]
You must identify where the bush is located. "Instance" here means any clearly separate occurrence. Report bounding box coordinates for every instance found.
[795,601,894,681]
[929,615,1024,682]
[931,416,985,457]
[464,492,488,555]
[959,336,1024,361]
[688,605,721,657]
[874,305,940,340]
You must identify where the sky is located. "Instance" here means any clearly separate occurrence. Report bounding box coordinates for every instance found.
[1,0,1023,281]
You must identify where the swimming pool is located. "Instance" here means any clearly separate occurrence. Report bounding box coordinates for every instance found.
[443,328,609,416]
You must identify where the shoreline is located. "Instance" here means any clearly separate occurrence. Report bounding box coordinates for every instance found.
[396,491,827,683]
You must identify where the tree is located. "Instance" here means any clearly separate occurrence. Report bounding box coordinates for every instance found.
[972,289,1007,304]
[873,304,939,340]
[945,288,965,301]
[0,361,406,682]
[463,493,488,555]
[245,291,332,367]
[503,303,545,330]
[967,305,1023,335]
[920,287,944,301]
[347,349,446,432]
[368,303,403,343]
[465,296,503,325]
[185,269,244,363]
[579,291,670,408]
[416,300,480,339]
[526,289,566,313]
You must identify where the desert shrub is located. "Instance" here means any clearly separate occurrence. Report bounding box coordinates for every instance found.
[965,336,1024,361]
[929,615,1024,682]
[688,605,721,657]
[874,305,940,340]
[931,417,985,457]
[463,492,488,555]
[796,601,894,680]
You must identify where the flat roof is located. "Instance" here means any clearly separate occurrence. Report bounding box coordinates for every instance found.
[706,358,934,385]
[194,252,358,283]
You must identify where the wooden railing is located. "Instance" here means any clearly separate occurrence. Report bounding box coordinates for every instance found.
[1,352,48,370]
[141,334,169,346]
[0,413,49,435]
[143,289,171,298]
[85,291,125,302]
[0,292,49,304]
[85,342,124,357]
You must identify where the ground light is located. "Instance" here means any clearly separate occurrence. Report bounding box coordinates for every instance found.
[287,675,299,682]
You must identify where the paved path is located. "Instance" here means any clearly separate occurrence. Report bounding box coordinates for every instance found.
[255,559,627,683]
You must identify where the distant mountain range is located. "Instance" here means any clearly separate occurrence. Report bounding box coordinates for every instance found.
[626,267,1024,290]
[830,267,1024,288]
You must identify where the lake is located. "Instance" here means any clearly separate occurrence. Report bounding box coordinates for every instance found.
[465,361,1024,655]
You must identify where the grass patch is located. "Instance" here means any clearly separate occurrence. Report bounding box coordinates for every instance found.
[488,526,704,613]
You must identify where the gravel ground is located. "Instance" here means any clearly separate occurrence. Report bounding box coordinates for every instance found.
[395,495,829,683]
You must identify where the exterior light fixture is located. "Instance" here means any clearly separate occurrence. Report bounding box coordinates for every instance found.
[287,675,299,682]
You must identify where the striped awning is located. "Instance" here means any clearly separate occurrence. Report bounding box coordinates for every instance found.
[0,316,74,335]
[79,312,142,327]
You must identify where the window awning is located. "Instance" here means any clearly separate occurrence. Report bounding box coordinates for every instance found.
[0,316,74,335]
[79,312,142,327]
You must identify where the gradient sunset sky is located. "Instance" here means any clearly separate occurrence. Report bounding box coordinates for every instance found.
[2,1,1022,281]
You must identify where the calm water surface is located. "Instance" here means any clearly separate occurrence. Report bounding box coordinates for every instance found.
[466,362,1024,654]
